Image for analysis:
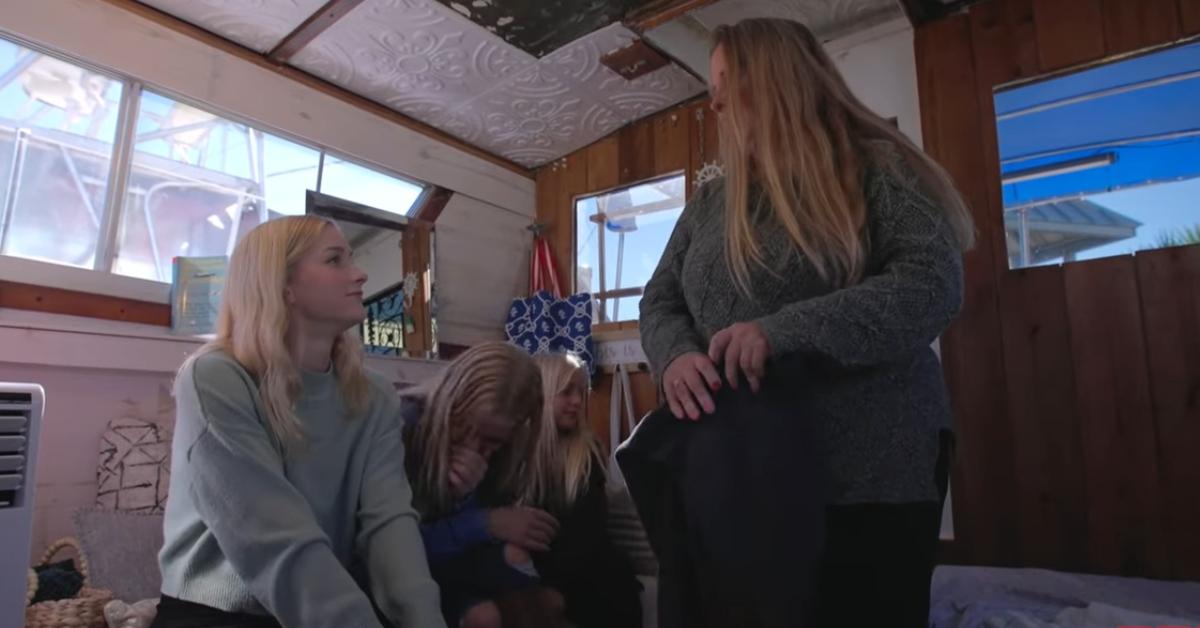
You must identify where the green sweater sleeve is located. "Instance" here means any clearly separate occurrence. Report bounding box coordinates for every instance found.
[355,390,447,628]
[181,357,385,628]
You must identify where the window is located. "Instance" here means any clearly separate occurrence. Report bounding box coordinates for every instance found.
[319,156,426,218]
[0,39,123,269]
[115,91,322,282]
[0,32,430,287]
[575,174,686,323]
[994,41,1200,269]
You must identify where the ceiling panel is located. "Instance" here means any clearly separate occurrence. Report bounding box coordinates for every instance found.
[543,23,704,124]
[293,2,704,167]
[290,0,535,129]
[137,0,328,53]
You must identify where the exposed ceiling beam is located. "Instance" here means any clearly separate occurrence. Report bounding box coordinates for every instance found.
[625,0,722,34]
[413,186,454,224]
[98,0,532,178]
[268,0,367,63]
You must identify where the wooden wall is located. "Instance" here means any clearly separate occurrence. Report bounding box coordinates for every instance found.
[919,0,1200,579]
[535,98,719,449]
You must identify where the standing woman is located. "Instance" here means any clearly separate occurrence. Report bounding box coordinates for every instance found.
[631,17,973,628]
[154,216,445,628]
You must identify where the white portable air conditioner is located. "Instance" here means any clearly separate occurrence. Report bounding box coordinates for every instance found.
[0,383,44,628]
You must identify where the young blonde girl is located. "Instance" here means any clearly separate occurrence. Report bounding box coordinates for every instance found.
[528,353,643,628]
[155,215,443,628]
[401,341,565,628]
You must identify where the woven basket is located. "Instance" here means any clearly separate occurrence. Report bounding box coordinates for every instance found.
[25,537,114,628]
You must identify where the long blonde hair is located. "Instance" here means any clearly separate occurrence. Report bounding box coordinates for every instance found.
[408,342,545,518]
[529,353,601,512]
[713,18,975,293]
[185,215,370,452]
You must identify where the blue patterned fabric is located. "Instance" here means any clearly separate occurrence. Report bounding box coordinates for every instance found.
[505,291,595,373]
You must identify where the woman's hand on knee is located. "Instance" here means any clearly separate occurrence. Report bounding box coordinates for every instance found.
[662,352,721,421]
[708,322,771,393]
[460,601,502,628]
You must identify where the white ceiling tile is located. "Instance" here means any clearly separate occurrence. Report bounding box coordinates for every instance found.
[136,0,327,53]
[543,23,705,125]
[443,64,623,167]
[290,0,535,120]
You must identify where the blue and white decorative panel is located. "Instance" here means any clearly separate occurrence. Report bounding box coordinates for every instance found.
[505,291,595,373]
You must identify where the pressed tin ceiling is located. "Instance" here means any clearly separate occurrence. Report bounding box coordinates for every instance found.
[135,0,904,168]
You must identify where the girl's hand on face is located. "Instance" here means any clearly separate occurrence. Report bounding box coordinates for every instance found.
[449,446,489,499]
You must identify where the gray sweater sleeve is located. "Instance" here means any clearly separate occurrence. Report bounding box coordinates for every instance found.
[638,188,709,381]
[355,388,446,628]
[181,358,385,628]
[755,171,964,368]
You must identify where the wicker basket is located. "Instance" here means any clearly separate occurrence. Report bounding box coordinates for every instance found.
[25,537,114,628]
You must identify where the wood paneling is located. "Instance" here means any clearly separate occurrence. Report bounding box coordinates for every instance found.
[687,103,720,193]
[651,109,690,177]
[1063,257,1166,578]
[619,117,658,185]
[401,224,434,356]
[0,281,170,326]
[1183,0,1200,34]
[917,13,1020,567]
[1135,244,1200,580]
[585,136,620,192]
[920,0,1198,577]
[1032,0,1106,71]
[1100,0,1182,56]
[996,268,1089,571]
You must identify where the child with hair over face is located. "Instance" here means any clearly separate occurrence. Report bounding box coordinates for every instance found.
[401,341,566,628]
[527,353,643,628]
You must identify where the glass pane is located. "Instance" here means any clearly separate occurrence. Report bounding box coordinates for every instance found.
[576,175,686,322]
[995,40,1200,269]
[114,91,321,282]
[0,39,123,268]
[319,156,425,217]
[575,196,599,294]
[362,282,406,356]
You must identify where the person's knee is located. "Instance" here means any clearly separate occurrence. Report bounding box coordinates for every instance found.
[502,543,531,567]
[460,600,502,628]
[537,586,565,616]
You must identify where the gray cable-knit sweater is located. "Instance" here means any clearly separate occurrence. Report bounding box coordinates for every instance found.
[638,152,964,504]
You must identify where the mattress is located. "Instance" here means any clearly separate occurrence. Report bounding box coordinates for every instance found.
[930,565,1200,628]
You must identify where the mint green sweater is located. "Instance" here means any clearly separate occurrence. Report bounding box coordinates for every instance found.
[159,350,445,628]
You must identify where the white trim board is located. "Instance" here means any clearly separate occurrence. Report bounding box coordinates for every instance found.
[0,309,446,383]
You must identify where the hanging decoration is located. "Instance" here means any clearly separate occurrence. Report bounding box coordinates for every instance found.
[692,106,724,189]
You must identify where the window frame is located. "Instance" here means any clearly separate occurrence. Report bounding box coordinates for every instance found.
[572,170,687,324]
[0,30,431,303]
